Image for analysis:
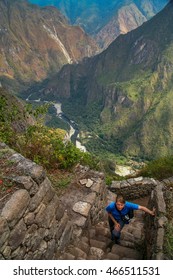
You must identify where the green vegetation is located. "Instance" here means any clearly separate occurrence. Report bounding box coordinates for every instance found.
[0,88,100,173]
[138,156,173,180]
[47,171,73,195]
[0,94,19,144]
[0,87,124,193]
[164,223,173,259]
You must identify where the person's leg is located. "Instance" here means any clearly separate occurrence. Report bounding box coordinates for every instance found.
[108,217,114,230]
[112,220,125,243]
[108,217,115,240]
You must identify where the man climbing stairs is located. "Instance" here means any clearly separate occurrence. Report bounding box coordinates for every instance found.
[57,194,147,260]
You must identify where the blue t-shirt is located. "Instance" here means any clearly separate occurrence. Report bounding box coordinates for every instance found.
[106,201,139,222]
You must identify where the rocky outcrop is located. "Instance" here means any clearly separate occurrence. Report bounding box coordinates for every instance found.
[96,3,147,49]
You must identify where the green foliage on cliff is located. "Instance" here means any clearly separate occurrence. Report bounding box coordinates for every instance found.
[0,88,25,145]
[138,156,173,180]
[0,95,14,144]
[19,124,99,170]
[0,88,99,172]
[164,223,173,259]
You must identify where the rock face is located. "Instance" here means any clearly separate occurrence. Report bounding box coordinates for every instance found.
[95,3,147,49]
[0,0,99,91]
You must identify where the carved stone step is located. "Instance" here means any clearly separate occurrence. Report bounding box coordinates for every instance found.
[94,234,112,247]
[89,239,107,250]
[59,252,75,260]
[87,254,98,260]
[89,247,104,259]
[111,244,142,259]
[104,252,120,260]
[68,246,87,259]
[77,241,90,254]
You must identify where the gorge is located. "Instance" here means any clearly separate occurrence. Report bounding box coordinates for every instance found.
[33,0,173,161]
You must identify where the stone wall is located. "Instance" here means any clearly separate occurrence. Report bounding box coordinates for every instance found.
[145,183,167,260]
[110,177,172,260]
[145,177,173,260]
[0,143,107,260]
[109,177,158,199]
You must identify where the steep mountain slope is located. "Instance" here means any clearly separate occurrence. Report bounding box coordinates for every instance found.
[0,0,99,92]
[0,85,34,136]
[96,0,169,49]
[29,0,169,48]
[37,1,173,160]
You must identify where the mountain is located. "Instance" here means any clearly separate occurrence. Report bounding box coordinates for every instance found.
[0,85,34,137]
[36,1,173,160]
[0,0,99,92]
[28,0,169,48]
[96,0,169,49]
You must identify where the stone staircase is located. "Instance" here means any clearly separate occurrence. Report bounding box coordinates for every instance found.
[57,194,147,260]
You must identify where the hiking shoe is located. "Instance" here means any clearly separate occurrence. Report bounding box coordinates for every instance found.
[115,238,120,244]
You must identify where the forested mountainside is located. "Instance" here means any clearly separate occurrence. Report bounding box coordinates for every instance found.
[0,0,99,93]
[35,1,173,160]
[29,0,169,48]
[0,86,34,135]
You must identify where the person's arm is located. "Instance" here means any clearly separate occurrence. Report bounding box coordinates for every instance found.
[108,212,121,230]
[138,205,155,216]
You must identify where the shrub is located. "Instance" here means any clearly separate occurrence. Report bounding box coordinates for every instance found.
[0,95,17,144]
[138,156,173,180]
[15,123,99,170]
[164,223,173,259]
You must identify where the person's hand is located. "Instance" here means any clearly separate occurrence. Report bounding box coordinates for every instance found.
[151,207,156,216]
[114,223,120,231]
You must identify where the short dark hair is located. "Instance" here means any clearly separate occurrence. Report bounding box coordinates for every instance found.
[116,194,125,204]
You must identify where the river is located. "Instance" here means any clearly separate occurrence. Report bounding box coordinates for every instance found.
[26,95,86,152]
[54,103,87,152]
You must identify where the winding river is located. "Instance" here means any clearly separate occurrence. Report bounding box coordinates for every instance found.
[26,95,86,152]
[54,103,87,152]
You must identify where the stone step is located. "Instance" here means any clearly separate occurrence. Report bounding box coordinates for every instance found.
[89,247,105,260]
[104,252,120,260]
[68,246,87,259]
[119,240,137,249]
[94,234,112,247]
[111,244,142,259]
[89,239,107,250]
[87,254,98,260]
[95,226,110,238]
[59,252,75,260]
[77,241,90,255]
